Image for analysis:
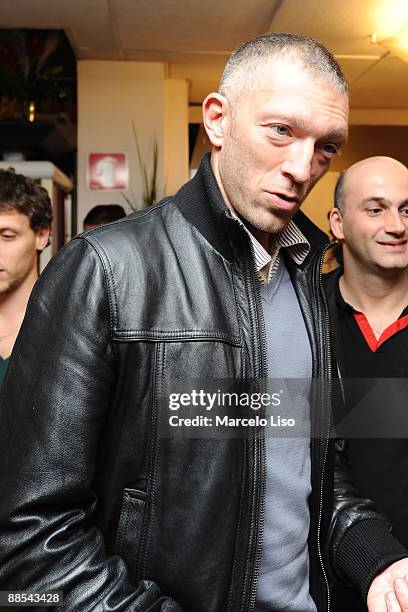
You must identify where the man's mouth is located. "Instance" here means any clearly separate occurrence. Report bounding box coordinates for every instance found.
[264,191,300,209]
[277,192,299,203]
[377,240,408,251]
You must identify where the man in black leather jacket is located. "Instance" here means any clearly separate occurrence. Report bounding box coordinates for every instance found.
[1,33,408,612]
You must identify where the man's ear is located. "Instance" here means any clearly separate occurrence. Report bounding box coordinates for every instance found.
[202,92,230,148]
[35,226,51,252]
[329,207,344,240]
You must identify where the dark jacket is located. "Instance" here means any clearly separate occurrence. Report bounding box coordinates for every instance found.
[0,156,405,612]
[324,264,408,611]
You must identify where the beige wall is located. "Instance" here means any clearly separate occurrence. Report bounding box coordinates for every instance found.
[163,79,189,196]
[332,125,408,170]
[77,60,165,227]
[301,172,339,237]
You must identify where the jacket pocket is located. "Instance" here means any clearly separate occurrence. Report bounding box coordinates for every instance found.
[115,488,146,573]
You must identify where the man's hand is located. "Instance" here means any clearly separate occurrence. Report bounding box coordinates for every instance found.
[367,559,408,611]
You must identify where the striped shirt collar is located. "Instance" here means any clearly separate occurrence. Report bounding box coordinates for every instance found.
[230,210,310,284]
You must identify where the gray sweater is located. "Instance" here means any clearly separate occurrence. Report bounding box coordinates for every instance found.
[255,259,316,612]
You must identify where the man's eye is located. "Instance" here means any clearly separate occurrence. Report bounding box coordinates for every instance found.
[400,208,408,217]
[367,208,382,215]
[271,125,289,136]
[321,143,339,156]
[1,234,16,240]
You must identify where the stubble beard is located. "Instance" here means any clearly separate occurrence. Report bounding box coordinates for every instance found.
[240,193,300,237]
[0,275,19,296]
[0,266,32,297]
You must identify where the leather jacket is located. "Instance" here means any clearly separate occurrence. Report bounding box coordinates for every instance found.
[0,155,404,612]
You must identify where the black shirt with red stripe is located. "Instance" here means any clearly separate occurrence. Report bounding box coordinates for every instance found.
[325,268,408,611]
[337,287,408,377]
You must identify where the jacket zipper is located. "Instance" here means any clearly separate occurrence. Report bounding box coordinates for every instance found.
[243,238,267,612]
[226,215,267,612]
[316,243,334,612]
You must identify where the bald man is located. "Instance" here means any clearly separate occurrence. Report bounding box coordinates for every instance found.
[326,156,408,611]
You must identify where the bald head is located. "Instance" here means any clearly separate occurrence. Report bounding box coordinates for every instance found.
[330,156,408,274]
[335,157,408,214]
[348,156,407,174]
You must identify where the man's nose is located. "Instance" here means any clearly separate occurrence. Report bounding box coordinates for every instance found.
[280,140,314,184]
[385,210,407,234]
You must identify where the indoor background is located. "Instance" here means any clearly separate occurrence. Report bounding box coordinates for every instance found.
[0,0,407,239]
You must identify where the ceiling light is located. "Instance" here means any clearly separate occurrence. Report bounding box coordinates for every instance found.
[380,22,408,62]
[374,0,408,39]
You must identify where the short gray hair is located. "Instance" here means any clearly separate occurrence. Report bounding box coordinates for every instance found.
[219,33,348,103]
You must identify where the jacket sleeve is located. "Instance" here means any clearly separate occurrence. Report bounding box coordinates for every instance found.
[328,437,407,599]
[0,237,181,611]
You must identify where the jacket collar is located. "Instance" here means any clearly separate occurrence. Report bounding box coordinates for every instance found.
[175,153,235,262]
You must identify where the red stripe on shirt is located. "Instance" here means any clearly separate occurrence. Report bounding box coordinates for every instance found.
[353,312,408,352]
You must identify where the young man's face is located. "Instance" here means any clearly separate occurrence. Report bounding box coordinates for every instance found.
[207,58,349,245]
[0,210,49,295]
[330,159,408,273]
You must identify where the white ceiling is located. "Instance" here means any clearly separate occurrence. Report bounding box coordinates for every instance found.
[1,0,408,107]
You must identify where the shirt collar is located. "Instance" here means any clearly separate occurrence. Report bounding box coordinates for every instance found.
[230,209,310,283]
